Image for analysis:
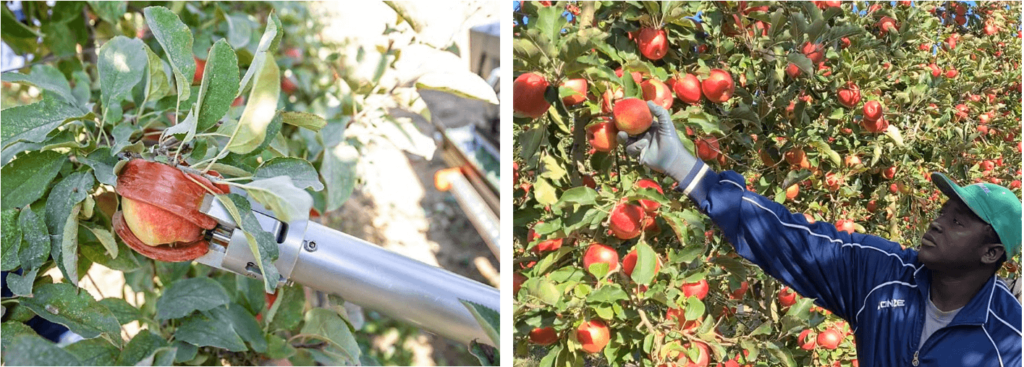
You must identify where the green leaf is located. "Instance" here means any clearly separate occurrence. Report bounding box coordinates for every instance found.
[144,6,195,102]
[266,334,297,359]
[60,203,82,286]
[280,111,327,132]
[172,341,198,363]
[143,45,173,102]
[208,303,267,353]
[1,321,38,351]
[810,141,841,166]
[885,124,905,147]
[415,71,498,104]
[1,209,21,271]
[765,341,797,367]
[80,240,140,272]
[216,194,280,293]
[98,298,141,325]
[135,346,177,366]
[159,107,198,144]
[195,39,240,133]
[267,282,304,331]
[320,141,359,212]
[228,54,280,154]
[535,178,558,205]
[1,150,67,211]
[525,277,561,306]
[238,12,280,96]
[4,334,81,366]
[225,14,254,49]
[64,337,120,366]
[116,329,168,366]
[1,7,40,54]
[684,296,706,321]
[559,186,598,206]
[587,285,629,304]
[1,64,78,105]
[255,157,325,191]
[787,53,814,77]
[87,1,126,24]
[300,308,361,365]
[18,206,49,270]
[19,283,122,347]
[469,342,499,366]
[630,242,658,285]
[97,36,147,122]
[77,147,119,186]
[461,300,500,346]
[156,277,231,320]
[110,123,138,155]
[175,311,248,352]
[7,268,37,296]
[0,92,90,150]
[45,171,94,282]
[243,176,313,223]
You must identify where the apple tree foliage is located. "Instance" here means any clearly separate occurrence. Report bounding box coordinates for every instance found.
[0,1,497,366]
[512,1,1021,366]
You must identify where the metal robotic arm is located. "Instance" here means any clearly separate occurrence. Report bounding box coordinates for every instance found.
[193,191,499,347]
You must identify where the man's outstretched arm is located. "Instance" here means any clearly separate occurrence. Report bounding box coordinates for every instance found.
[621,102,914,325]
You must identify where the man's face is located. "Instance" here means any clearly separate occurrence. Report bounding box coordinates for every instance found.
[918,197,997,272]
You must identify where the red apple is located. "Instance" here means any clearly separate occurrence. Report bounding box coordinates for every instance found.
[799,329,817,350]
[779,287,797,307]
[702,69,734,103]
[863,100,884,121]
[281,76,298,94]
[583,243,620,273]
[587,118,618,152]
[513,273,527,296]
[696,137,720,161]
[529,326,558,345]
[786,63,802,79]
[561,78,588,106]
[680,279,709,300]
[613,98,654,135]
[609,203,644,239]
[672,73,703,105]
[882,166,897,180]
[576,320,610,353]
[878,16,898,36]
[802,42,824,64]
[193,56,206,85]
[641,79,673,109]
[636,179,664,212]
[665,308,701,331]
[836,219,856,234]
[636,28,668,60]
[837,82,861,108]
[513,73,551,118]
[817,328,843,350]
[601,87,624,114]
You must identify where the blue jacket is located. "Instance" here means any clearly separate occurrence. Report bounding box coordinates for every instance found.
[679,165,1022,367]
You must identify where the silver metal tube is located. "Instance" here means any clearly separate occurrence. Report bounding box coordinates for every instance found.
[289,221,499,346]
[446,171,501,259]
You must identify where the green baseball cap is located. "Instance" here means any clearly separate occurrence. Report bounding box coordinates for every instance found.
[931,172,1022,258]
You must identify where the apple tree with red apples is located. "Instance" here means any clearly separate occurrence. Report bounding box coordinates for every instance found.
[0,2,499,366]
[512,1,1021,366]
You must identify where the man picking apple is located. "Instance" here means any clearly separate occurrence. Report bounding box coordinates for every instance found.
[620,101,1021,367]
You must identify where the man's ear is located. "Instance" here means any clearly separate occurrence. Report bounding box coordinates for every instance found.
[981,244,1006,266]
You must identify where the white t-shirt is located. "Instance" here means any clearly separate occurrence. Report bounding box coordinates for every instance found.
[919,291,962,350]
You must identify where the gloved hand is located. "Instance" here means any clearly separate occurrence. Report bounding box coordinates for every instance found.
[617,101,703,185]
